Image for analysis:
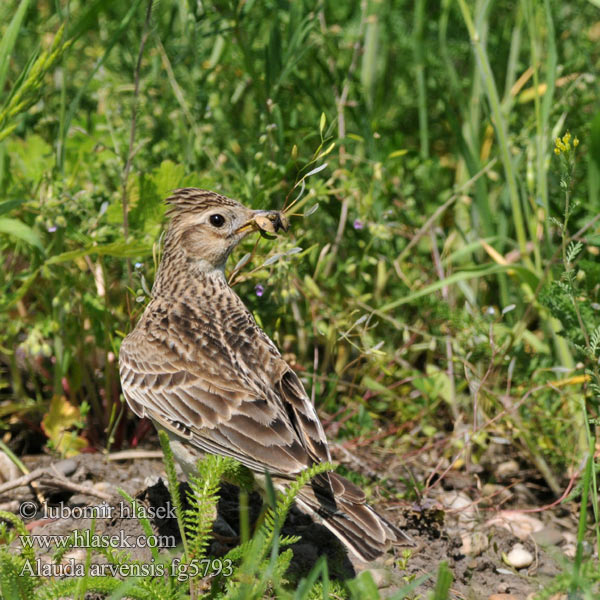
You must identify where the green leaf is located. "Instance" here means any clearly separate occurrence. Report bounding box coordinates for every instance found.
[380,263,539,312]
[265,18,283,94]
[442,237,501,266]
[41,395,87,457]
[0,198,25,216]
[151,159,188,199]
[0,0,33,93]
[388,149,408,158]
[346,571,380,599]
[431,561,453,600]
[6,134,54,183]
[362,376,391,395]
[46,241,151,265]
[590,110,600,171]
[58,0,145,169]
[0,217,44,251]
[361,15,379,109]
[319,112,326,137]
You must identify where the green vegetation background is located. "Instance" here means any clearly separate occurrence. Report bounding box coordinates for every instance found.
[1,0,599,537]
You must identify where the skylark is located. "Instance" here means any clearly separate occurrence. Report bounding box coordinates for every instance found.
[119,188,409,560]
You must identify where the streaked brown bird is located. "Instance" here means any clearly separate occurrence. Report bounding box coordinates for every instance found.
[119,188,410,561]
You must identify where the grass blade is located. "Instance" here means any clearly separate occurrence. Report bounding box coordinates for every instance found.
[0,0,33,93]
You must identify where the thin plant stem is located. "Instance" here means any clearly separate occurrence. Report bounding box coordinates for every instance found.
[457,0,531,270]
[414,0,428,159]
[121,0,153,302]
[321,0,367,279]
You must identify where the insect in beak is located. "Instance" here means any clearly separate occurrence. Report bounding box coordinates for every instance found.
[236,211,289,238]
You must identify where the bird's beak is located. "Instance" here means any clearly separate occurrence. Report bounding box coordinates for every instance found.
[235,210,290,238]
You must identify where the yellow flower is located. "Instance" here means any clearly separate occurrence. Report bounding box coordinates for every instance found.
[554,132,578,155]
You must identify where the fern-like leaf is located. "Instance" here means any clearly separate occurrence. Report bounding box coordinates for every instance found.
[259,461,334,556]
[158,430,189,559]
[184,454,235,562]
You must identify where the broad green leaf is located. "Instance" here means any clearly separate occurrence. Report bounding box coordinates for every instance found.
[0,217,44,251]
[6,134,54,183]
[431,561,453,600]
[425,365,453,404]
[41,395,87,458]
[0,197,26,216]
[151,159,188,198]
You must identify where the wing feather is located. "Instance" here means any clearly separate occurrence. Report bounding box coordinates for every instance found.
[119,277,331,480]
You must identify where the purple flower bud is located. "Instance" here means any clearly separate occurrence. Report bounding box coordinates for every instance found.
[255,284,265,297]
[353,219,364,230]
[47,225,57,233]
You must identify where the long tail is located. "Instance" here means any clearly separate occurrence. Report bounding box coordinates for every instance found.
[295,472,412,561]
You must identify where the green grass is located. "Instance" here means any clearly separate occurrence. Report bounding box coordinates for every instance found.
[0,0,599,596]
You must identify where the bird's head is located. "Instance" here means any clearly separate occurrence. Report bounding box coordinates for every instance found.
[163,188,288,273]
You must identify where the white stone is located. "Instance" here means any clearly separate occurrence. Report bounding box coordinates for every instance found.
[505,544,533,569]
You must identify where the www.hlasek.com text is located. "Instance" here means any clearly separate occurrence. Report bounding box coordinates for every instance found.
[20,529,175,550]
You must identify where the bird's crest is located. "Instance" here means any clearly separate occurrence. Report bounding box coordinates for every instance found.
[165,188,241,217]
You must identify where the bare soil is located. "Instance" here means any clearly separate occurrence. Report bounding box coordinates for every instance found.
[1,437,576,599]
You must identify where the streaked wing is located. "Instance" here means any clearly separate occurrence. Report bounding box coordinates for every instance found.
[119,280,330,478]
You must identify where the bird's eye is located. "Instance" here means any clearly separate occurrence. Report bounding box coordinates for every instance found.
[209,214,225,227]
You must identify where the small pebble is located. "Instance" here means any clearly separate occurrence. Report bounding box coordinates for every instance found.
[481,483,513,505]
[93,481,113,494]
[496,460,519,479]
[440,490,476,525]
[505,543,533,569]
[62,549,87,563]
[486,511,543,540]
[143,475,162,488]
[53,458,77,477]
[562,532,576,544]
[532,526,563,546]
[461,531,489,556]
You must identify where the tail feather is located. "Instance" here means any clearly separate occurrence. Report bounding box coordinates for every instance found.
[296,472,412,561]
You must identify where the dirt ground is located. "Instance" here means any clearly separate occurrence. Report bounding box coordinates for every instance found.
[0,438,576,599]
